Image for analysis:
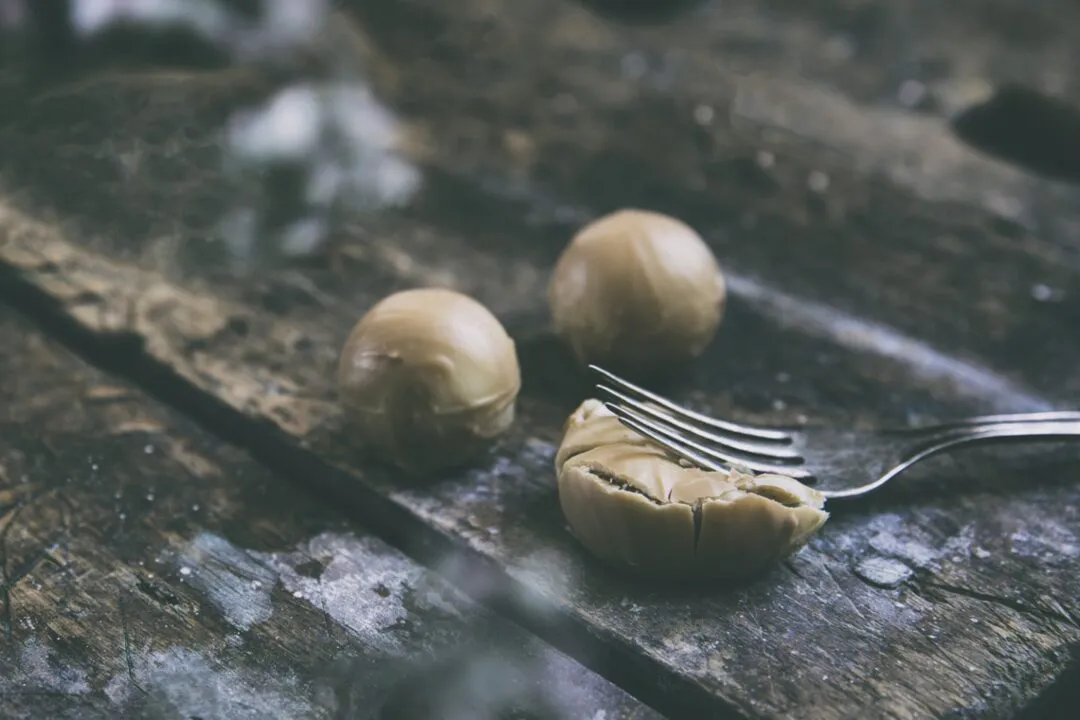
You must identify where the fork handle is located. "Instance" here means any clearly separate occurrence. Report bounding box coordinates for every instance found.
[923,418,1080,441]
[827,421,1080,500]
[922,411,1080,433]
[908,421,1080,478]
[941,420,1080,441]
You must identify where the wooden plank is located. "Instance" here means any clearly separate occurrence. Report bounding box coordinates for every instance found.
[1,2,1079,718]
[0,306,661,719]
[7,238,1079,720]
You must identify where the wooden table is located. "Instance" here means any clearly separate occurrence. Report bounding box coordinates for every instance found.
[2,1,1080,718]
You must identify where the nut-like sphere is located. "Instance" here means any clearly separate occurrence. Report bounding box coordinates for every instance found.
[555,400,829,580]
[548,209,725,378]
[337,288,521,474]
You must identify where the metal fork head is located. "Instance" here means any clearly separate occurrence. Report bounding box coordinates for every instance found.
[588,365,811,478]
[590,365,1080,500]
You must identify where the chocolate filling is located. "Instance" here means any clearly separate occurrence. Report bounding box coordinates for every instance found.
[587,465,664,505]
[588,464,711,552]
[691,501,703,553]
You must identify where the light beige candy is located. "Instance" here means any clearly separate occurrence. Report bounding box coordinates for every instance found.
[556,399,828,579]
[547,209,726,379]
[338,288,521,474]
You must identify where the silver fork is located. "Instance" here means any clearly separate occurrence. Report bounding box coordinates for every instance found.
[590,365,1080,499]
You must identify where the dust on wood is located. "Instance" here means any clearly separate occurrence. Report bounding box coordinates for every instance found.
[1,1,1079,718]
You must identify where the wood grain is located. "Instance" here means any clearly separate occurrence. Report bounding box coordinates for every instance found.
[1,1,1080,718]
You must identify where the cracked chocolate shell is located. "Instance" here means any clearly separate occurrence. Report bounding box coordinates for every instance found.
[547,209,725,378]
[338,288,521,474]
[555,399,829,579]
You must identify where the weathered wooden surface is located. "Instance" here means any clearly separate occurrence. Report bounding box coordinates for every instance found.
[1,1,1080,718]
[0,306,661,719]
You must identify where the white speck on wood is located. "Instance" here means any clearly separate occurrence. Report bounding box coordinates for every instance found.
[176,532,276,632]
[853,556,913,588]
[252,532,460,654]
[108,646,314,719]
[0,638,91,696]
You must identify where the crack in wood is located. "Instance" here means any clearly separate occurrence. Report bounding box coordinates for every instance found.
[117,588,150,697]
[919,580,1080,631]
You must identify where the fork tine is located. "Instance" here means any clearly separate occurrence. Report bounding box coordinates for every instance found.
[598,384,803,460]
[589,365,790,441]
[605,402,815,480]
[611,410,726,473]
